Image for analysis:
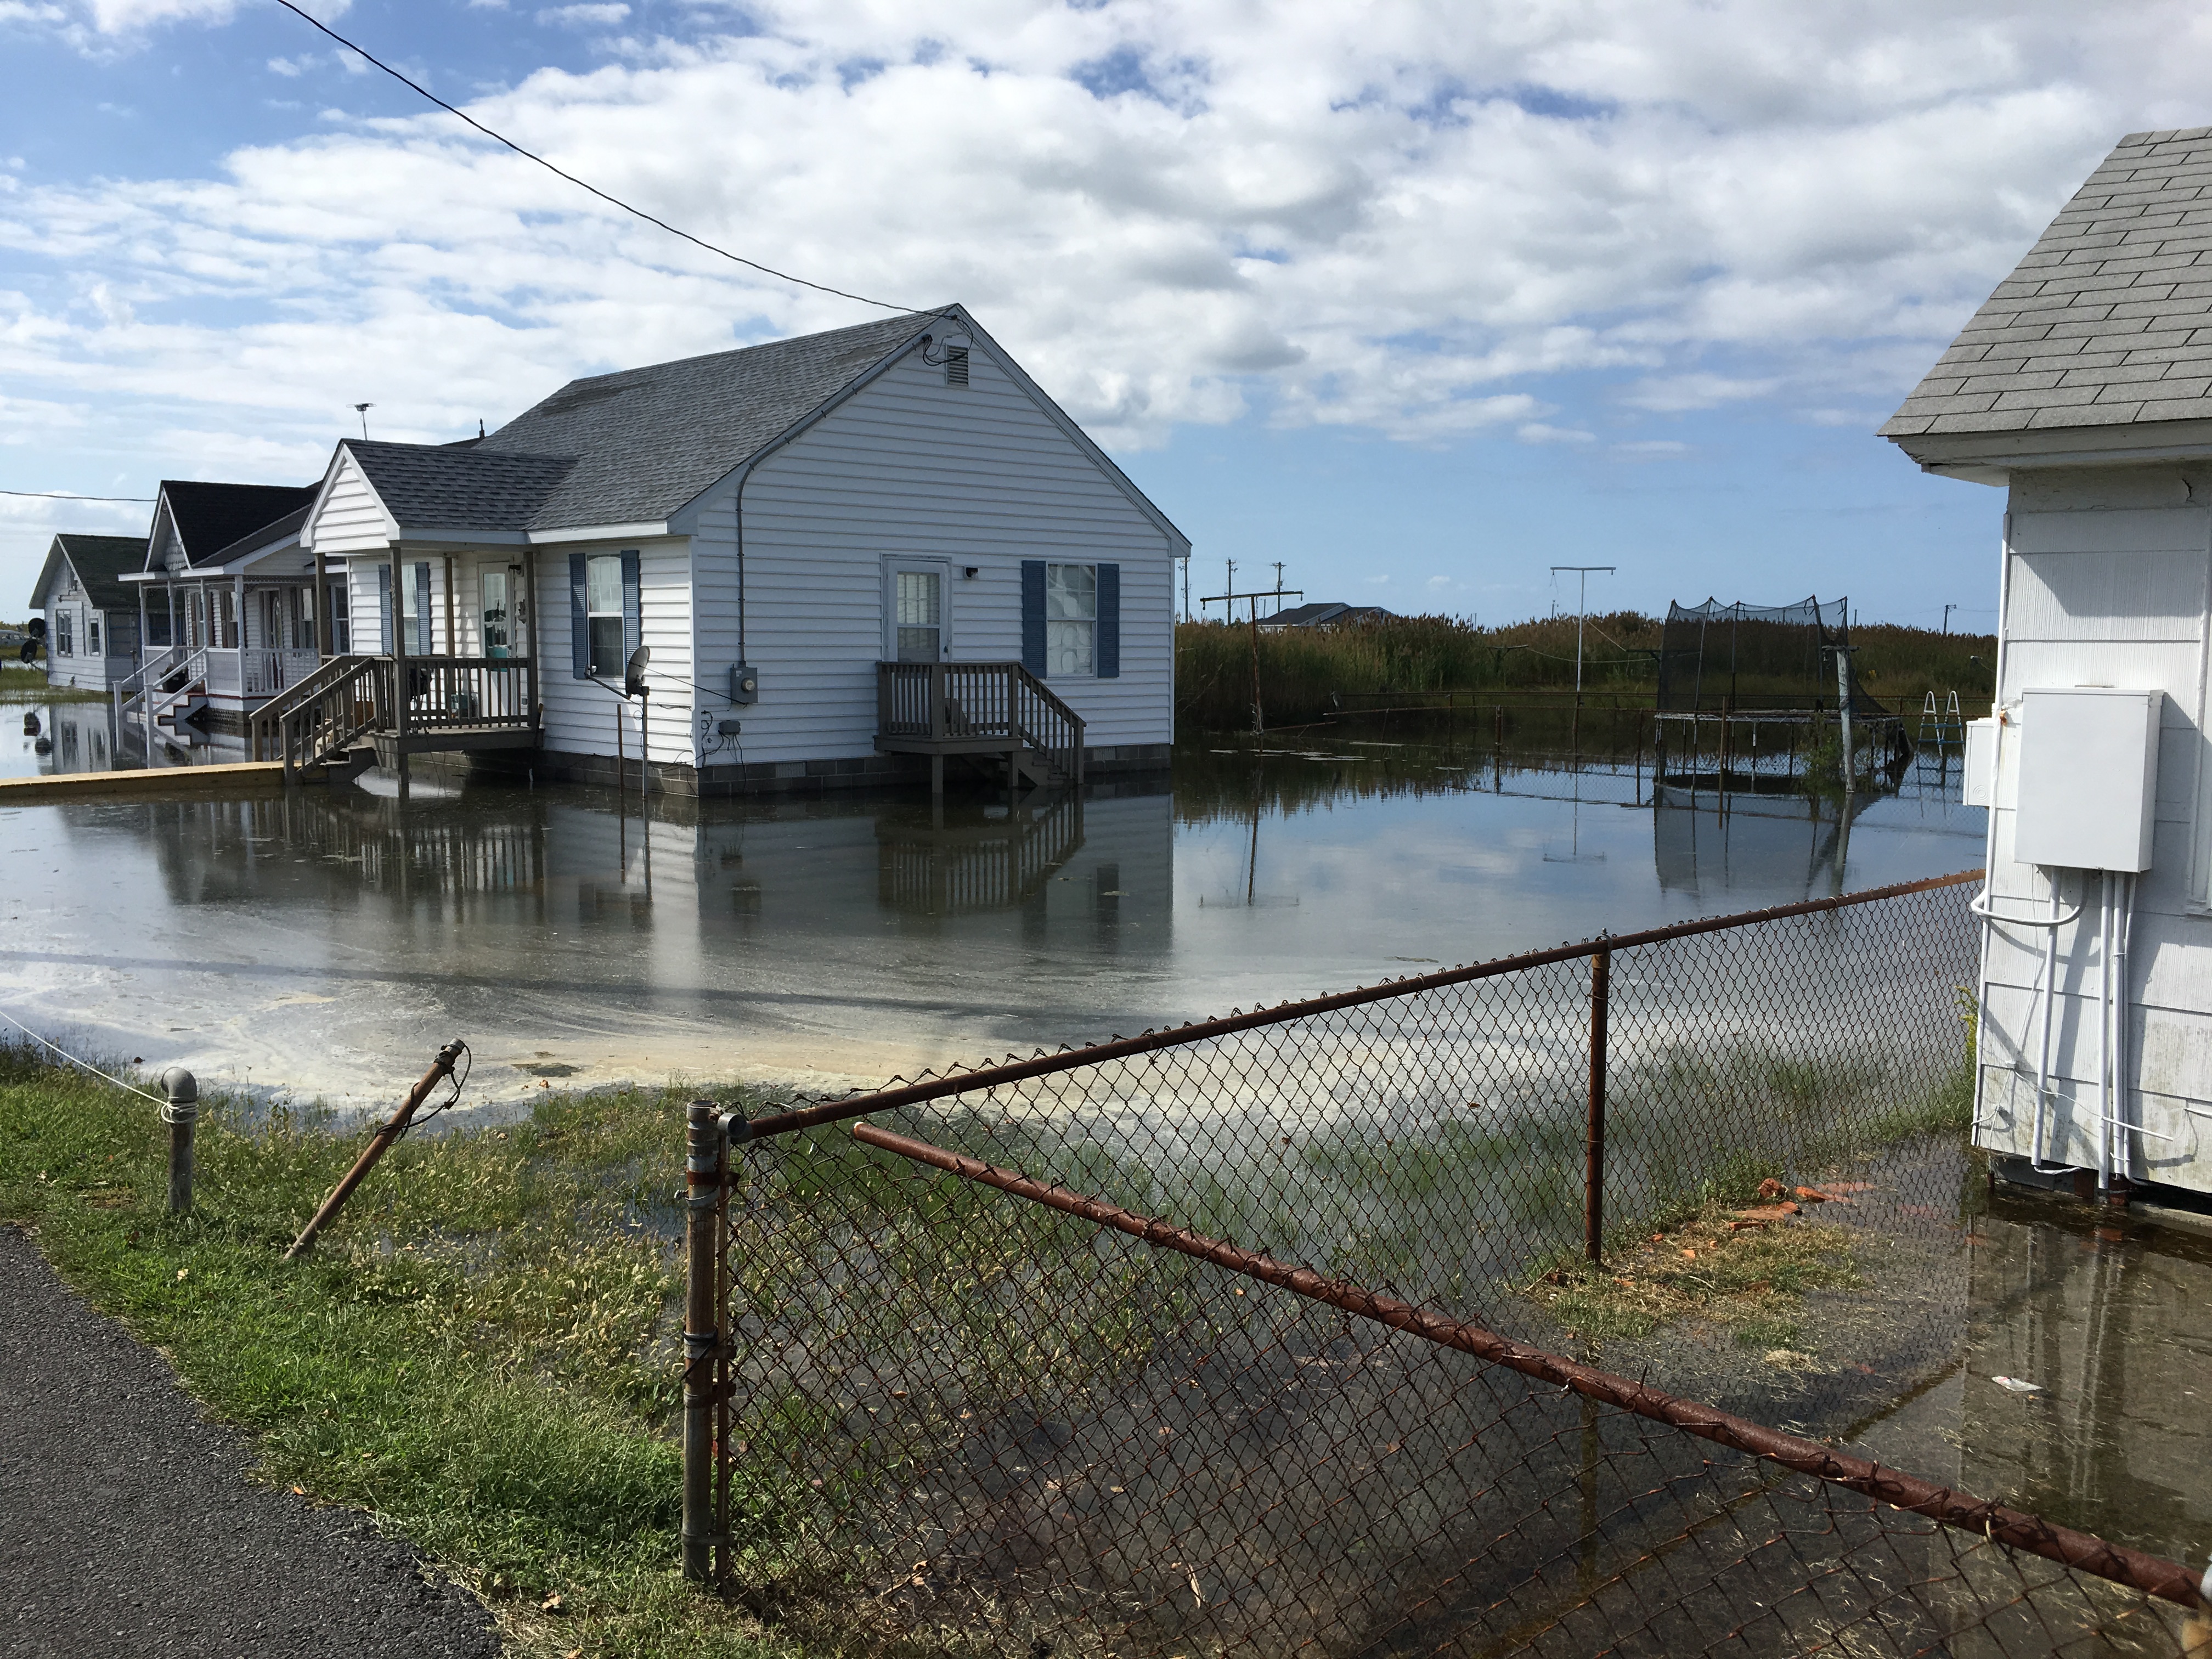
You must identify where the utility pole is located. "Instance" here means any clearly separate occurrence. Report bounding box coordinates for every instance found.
[1201,567,1304,735]
[1549,566,1616,693]
[1942,603,1956,636]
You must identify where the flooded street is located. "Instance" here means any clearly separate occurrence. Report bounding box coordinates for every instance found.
[2,723,1981,1108]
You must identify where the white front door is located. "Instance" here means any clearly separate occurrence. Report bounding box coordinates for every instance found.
[887,561,950,663]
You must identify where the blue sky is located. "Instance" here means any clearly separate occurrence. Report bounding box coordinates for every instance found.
[5,0,2210,625]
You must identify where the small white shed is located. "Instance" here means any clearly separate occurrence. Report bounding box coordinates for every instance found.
[293,304,1189,794]
[1884,127,2212,1200]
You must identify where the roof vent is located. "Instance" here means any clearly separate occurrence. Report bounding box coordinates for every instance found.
[945,346,969,387]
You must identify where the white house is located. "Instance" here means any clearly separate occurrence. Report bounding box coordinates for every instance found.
[287,304,1188,794]
[113,479,325,751]
[27,534,145,692]
[1884,126,2212,1201]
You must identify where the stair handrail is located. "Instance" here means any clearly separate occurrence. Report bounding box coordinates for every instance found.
[250,652,367,760]
[1007,662,1084,787]
[112,642,184,726]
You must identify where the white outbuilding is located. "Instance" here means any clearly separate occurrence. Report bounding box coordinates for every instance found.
[1884,127,2212,1200]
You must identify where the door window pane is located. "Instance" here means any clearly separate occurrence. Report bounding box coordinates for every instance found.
[895,569,941,662]
[483,570,510,656]
[1045,563,1096,677]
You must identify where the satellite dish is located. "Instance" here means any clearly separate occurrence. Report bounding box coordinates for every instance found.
[624,645,651,698]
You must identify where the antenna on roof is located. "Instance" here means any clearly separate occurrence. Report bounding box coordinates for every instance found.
[478,419,486,438]
[353,403,373,440]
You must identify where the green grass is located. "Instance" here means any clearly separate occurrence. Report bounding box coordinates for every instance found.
[0,1047,807,1657]
[0,663,108,701]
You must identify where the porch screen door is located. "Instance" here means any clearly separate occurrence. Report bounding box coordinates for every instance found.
[889,563,946,662]
[482,568,512,658]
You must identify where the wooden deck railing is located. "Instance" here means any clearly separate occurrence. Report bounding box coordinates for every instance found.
[250,654,538,772]
[877,661,1085,785]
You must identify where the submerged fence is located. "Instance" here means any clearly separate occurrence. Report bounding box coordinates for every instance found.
[681,870,2208,1655]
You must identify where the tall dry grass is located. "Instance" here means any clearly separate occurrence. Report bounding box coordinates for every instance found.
[1175,613,1995,732]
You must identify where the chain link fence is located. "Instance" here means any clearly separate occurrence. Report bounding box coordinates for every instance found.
[681,870,2208,1655]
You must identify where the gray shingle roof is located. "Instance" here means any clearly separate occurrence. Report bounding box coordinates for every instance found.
[473,310,941,528]
[1884,128,2212,438]
[46,535,146,610]
[343,442,577,532]
[163,481,320,567]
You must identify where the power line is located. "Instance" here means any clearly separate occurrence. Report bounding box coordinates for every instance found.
[271,0,920,315]
[1,488,155,503]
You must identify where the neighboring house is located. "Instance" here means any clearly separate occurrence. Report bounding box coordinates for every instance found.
[112,479,323,749]
[1883,126,2212,1200]
[292,304,1188,793]
[26,534,147,691]
[1257,602,1396,631]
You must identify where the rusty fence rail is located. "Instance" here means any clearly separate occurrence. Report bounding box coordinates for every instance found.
[687,870,2209,1656]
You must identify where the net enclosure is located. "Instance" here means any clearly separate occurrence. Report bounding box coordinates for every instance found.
[1657,597,1892,716]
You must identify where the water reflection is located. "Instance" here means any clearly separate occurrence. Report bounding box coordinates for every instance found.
[1,738,1980,1109]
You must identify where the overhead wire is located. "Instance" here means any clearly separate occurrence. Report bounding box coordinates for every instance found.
[269,0,921,315]
[1,488,156,503]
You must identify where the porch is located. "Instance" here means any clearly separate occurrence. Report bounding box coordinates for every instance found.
[876,660,1086,800]
[251,654,540,776]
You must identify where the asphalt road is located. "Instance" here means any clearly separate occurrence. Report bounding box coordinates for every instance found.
[0,1226,500,1658]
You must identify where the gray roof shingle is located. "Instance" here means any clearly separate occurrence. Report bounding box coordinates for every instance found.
[47,535,147,611]
[1885,128,2212,436]
[342,443,578,532]
[474,309,941,529]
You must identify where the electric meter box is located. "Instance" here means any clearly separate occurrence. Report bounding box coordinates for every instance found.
[2013,688,2162,872]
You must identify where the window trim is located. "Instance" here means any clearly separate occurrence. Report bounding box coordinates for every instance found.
[1043,562,1098,680]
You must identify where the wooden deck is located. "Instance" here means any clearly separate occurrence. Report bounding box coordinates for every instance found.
[876,661,1085,798]
[253,654,539,778]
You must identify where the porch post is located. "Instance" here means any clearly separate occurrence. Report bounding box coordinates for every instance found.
[314,545,330,658]
[443,553,457,656]
[390,544,408,743]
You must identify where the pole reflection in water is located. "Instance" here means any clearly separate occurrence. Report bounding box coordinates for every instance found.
[1,737,1979,1110]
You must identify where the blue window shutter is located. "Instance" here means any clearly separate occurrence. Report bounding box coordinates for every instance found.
[1020,560,1046,676]
[377,566,392,655]
[414,562,432,654]
[1097,563,1120,679]
[620,550,642,660]
[568,554,589,679]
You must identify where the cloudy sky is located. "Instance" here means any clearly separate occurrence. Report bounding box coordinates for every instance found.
[3,1,2207,625]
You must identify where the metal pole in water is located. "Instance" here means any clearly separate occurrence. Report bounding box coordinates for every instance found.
[681,1101,725,1582]
[162,1068,198,1214]
[1584,946,1611,1264]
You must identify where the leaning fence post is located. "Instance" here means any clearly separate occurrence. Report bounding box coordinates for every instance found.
[161,1067,198,1214]
[681,1100,725,1583]
[1584,946,1610,1265]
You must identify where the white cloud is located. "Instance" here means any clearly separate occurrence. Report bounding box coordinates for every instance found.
[4,0,2209,583]
[536,2,627,25]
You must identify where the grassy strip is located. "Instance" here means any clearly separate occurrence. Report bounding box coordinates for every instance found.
[1,663,108,701]
[0,1047,800,1658]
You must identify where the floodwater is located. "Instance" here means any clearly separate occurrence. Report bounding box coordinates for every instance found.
[2,712,1983,1109]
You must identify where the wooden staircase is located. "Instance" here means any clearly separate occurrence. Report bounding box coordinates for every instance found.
[251,654,539,780]
[876,661,1086,798]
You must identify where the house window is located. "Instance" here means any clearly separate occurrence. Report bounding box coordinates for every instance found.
[586,553,624,676]
[895,570,942,662]
[146,601,172,648]
[402,564,433,655]
[329,583,349,654]
[88,617,100,655]
[1045,564,1096,676]
[217,588,236,650]
[57,612,73,656]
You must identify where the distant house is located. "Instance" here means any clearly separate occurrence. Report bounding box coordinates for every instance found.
[1883,126,2212,1201]
[26,534,146,692]
[1257,602,1395,631]
[111,480,323,749]
[285,303,1188,793]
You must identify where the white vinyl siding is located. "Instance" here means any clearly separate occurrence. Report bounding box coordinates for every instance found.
[529,538,692,766]
[305,450,399,554]
[686,342,1175,768]
[1974,465,2212,1193]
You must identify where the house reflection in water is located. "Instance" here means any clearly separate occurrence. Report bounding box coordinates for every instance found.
[129,780,1173,979]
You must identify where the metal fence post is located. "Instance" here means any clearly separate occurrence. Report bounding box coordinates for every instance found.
[681,1099,725,1582]
[161,1067,198,1214]
[1584,946,1610,1264]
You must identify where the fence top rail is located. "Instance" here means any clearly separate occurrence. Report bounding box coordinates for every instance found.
[743,866,1984,1140]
